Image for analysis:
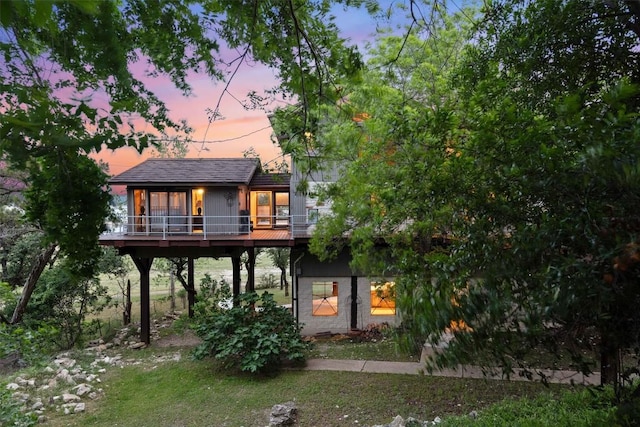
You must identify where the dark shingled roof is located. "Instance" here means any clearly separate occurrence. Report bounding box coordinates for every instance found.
[249,173,291,188]
[109,158,260,186]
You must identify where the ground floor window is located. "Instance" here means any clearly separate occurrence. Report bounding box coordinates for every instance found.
[370,281,396,315]
[312,281,338,316]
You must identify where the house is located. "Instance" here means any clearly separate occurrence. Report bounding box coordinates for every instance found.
[100,157,398,342]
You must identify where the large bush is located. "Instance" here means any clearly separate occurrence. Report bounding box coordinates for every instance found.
[192,291,309,374]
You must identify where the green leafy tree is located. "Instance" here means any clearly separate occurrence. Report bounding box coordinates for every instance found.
[24,257,112,349]
[302,0,640,393]
[431,0,640,389]
[98,246,134,325]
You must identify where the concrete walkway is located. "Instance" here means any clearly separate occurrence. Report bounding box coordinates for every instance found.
[302,358,601,385]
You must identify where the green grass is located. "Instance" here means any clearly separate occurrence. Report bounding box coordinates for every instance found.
[308,336,421,362]
[45,352,571,427]
[440,387,615,426]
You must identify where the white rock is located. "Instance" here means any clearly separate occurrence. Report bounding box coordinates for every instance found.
[62,393,80,403]
[6,383,20,391]
[73,372,87,381]
[54,358,76,368]
[74,402,86,413]
[74,384,92,396]
[12,391,29,402]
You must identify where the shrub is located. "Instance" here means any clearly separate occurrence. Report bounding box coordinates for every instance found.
[192,291,309,374]
[0,323,58,368]
[0,388,38,427]
[194,274,232,313]
[256,273,277,290]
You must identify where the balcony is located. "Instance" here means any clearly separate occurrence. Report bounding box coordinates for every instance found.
[102,214,317,242]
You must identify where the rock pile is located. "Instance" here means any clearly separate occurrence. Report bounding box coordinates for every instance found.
[2,316,181,423]
[5,355,108,423]
[372,411,478,427]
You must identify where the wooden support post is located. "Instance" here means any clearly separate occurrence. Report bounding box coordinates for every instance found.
[188,257,195,318]
[247,247,255,293]
[232,255,241,306]
[351,276,358,330]
[131,256,154,344]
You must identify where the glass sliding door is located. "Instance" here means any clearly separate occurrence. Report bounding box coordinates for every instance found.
[149,191,187,233]
[274,192,289,227]
[192,188,204,232]
[256,191,272,227]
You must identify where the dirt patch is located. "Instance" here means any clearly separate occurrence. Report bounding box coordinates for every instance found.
[154,330,202,348]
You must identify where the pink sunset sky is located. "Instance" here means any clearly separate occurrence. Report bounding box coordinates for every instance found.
[93,3,404,178]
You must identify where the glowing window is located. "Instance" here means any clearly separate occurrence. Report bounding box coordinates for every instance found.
[370,282,396,315]
[312,281,338,316]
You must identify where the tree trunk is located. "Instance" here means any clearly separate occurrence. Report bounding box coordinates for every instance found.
[123,279,132,325]
[173,259,196,317]
[600,331,621,388]
[281,268,289,297]
[170,269,176,312]
[10,244,56,324]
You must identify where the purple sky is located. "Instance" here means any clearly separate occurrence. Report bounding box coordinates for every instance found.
[95,1,415,176]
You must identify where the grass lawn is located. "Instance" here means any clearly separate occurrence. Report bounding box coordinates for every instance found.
[45,347,570,427]
[307,335,421,362]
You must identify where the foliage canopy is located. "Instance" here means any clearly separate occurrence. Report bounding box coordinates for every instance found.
[293,0,640,389]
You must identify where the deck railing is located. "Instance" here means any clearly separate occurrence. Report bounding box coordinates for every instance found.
[104,214,320,239]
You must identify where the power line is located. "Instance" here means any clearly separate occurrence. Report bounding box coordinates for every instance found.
[149,125,273,145]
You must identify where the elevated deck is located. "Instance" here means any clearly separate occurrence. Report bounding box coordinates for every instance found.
[100,226,311,258]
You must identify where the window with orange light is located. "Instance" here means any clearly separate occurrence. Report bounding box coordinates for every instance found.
[370,281,396,315]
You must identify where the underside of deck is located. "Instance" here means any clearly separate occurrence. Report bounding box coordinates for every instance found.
[100,228,309,258]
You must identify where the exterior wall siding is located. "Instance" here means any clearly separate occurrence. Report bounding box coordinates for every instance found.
[204,187,239,234]
[296,275,399,335]
[290,159,343,236]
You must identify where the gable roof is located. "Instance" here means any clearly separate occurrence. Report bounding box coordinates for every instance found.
[109,158,260,186]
